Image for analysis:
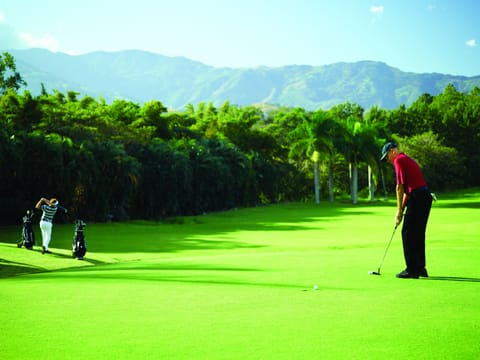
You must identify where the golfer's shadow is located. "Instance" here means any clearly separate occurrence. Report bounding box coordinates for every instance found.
[423,276,480,283]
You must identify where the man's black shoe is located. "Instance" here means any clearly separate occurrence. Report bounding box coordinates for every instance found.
[42,246,46,254]
[418,268,429,278]
[396,270,419,279]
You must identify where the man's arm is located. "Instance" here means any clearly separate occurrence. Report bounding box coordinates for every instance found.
[58,205,68,213]
[395,184,406,225]
[35,197,50,209]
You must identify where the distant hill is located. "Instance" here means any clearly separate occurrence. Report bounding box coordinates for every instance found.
[5,48,480,110]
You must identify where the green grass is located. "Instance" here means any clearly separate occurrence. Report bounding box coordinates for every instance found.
[1,190,479,359]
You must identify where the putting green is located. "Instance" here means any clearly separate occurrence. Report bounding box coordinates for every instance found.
[1,191,479,359]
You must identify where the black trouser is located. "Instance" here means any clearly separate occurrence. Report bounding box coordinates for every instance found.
[402,188,433,272]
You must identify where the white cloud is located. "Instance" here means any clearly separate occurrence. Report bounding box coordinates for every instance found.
[63,49,82,56]
[18,32,58,52]
[370,5,384,15]
[0,11,5,22]
[466,39,477,47]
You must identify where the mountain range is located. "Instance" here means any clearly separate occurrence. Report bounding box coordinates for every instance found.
[6,48,480,111]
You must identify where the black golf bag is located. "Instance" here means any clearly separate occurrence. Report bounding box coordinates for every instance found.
[17,210,35,249]
[72,220,87,260]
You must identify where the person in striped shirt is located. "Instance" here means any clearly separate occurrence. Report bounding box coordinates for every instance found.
[35,197,67,254]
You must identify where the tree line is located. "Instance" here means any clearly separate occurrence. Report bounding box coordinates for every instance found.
[1,52,479,224]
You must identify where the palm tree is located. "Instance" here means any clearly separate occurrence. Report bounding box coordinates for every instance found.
[339,118,380,204]
[289,110,336,203]
[365,106,391,201]
[311,111,347,203]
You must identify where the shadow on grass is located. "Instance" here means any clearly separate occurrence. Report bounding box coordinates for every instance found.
[0,201,422,280]
[1,201,384,256]
[423,276,480,283]
[83,204,379,254]
[36,262,353,291]
[70,275,341,291]
[0,258,46,277]
[0,246,108,279]
[434,202,480,209]
[46,251,108,267]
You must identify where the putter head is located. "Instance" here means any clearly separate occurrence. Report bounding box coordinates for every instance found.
[368,270,381,275]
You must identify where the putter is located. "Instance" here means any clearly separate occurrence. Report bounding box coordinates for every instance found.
[369,224,398,276]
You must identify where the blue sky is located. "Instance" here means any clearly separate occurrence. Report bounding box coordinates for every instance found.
[1,0,479,76]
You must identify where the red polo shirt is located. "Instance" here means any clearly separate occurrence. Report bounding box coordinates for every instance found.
[393,153,427,195]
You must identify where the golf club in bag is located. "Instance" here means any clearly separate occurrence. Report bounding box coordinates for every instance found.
[17,210,35,250]
[369,224,398,276]
[72,219,87,260]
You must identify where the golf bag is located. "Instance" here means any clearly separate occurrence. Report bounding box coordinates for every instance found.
[72,220,87,260]
[17,210,35,249]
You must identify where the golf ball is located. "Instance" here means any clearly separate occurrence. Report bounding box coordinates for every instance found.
[313,285,319,290]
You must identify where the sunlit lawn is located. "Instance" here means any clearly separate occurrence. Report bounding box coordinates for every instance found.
[1,190,479,359]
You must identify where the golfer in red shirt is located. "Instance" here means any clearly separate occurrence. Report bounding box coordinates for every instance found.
[381,142,433,278]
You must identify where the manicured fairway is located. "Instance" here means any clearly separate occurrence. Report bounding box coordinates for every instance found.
[1,191,479,359]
